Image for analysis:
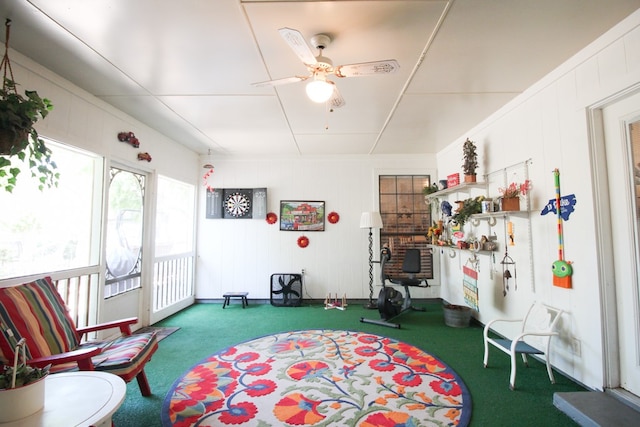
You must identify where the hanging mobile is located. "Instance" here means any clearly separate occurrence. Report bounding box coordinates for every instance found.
[500,252,516,296]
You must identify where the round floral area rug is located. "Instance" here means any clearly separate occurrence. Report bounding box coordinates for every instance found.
[162,329,471,426]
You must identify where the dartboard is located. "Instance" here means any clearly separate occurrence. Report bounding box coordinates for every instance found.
[224,191,252,218]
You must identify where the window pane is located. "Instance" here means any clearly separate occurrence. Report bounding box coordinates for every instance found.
[155,176,195,257]
[0,140,101,279]
[379,174,433,279]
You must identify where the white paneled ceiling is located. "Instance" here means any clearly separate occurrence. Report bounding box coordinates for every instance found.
[1,0,638,157]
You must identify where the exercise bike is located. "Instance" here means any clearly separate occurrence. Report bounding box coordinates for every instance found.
[360,246,429,329]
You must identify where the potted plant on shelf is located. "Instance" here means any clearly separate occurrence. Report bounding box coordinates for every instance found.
[422,183,439,196]
[499,179,531,211]
[0,338,50,422]
[452,195,484,226]
[462,138,478,183]
[0,19,57,193]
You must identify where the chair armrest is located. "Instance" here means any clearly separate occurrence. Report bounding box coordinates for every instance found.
[76,317,138,337]
[26,346,102,370]
[483,317,524,339]
[513,331,559,341]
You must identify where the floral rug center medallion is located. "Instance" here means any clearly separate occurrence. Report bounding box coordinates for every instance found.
[162,329,471,426]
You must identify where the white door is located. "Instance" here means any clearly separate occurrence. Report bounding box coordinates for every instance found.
[602,90,640,397]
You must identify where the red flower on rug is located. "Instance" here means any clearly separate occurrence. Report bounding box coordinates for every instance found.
[287,361,330,380]
[273,392,325,425]
[162,330,472,426]
[361,411,412,427]
[218,401,258,424]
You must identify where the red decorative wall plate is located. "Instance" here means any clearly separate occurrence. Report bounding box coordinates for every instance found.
[328,211,340,224]
[297,235,309,248]
[266,212,277,224]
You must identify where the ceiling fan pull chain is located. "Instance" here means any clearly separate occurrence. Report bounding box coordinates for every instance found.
[325,101,330,130]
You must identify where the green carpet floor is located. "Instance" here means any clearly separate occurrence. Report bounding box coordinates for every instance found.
[112,301,585,426]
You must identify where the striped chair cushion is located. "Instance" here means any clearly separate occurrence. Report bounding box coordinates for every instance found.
[49,332,158,382]
[0,277,79,364]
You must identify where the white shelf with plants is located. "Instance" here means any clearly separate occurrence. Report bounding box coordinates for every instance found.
[426,158,533,258]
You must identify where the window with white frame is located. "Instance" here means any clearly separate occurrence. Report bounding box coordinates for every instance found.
[0,139,103,280]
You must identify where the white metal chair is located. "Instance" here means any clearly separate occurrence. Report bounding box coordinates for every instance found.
[483,302,564,390]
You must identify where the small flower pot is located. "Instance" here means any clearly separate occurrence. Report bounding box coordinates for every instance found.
[464,174,476,183]
[0,375,46,422]
[501,197,520,211]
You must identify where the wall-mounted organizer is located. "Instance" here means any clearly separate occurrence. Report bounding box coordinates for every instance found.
[427,159,535,290]
[206,188,267,219]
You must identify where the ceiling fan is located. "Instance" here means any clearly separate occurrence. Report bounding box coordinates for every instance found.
[252,27,400,108]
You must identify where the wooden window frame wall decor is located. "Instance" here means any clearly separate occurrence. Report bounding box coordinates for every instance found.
[279,201,325,231]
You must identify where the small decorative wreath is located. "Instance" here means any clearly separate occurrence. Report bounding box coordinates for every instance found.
[297,235,309,248]
[327,211,340,224]
[266,212,278,224]
[203,167,215,192]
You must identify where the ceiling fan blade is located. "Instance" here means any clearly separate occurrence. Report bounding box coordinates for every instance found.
[334,59,400,78]
[251,76,308,87]
[278,27,317,66]
[328,84,345,109]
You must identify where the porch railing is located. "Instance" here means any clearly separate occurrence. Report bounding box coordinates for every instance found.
[47,253,194,328]
[153,253,194,312]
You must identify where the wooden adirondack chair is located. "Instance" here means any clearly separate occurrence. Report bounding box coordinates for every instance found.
[0,276,158,396]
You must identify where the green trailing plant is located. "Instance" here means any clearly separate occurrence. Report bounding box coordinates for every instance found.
[422,183,439,196]
[0,19,58,192]
[0,362,49,389]
[452,195,484,226]
[462,138,478,176]
[0,338,49,389]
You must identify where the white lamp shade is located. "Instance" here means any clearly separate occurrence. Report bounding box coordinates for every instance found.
[360,211,383,229]
[306,80,334,103]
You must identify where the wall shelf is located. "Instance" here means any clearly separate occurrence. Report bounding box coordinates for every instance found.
[426,182,486,199]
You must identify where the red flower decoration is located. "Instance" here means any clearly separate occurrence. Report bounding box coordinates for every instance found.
[266,212,277,224]
[297,236,309,248]
[203,167,215,192]
[327,211,340,224]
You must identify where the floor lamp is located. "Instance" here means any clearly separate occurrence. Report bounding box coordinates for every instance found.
[360,211,384,309]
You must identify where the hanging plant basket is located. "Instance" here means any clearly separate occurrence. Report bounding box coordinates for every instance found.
[0,19,57,192]
[0,128,26,155]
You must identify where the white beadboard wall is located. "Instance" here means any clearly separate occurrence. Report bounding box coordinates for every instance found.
[435,9,640,390]
[195,156,437,301]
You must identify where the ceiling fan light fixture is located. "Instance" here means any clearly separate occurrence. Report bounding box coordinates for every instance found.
[306,78,334,103]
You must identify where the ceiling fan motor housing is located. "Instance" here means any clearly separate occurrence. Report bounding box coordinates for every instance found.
[311,34,333,69]
[311,34,331,50]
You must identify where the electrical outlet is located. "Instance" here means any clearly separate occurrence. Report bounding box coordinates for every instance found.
[301,269,305,276]
[571,338,581,356]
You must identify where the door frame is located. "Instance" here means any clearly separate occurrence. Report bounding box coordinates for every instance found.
[588,83,640,404]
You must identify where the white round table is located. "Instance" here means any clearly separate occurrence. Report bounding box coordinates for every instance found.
[2,371,126,427]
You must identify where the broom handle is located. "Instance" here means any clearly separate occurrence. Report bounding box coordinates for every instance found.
[554,168,564,261]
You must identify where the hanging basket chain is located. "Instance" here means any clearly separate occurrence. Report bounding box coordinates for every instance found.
[1,19,16,93]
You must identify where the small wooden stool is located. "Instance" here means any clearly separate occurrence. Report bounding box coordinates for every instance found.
[222,292,249,309]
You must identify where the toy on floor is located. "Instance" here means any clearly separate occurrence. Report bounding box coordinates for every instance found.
[325,293,347,310]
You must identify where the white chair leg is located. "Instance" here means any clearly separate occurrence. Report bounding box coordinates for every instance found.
[509,351,517,390]
[521,353,529,367]
[545,352,556,384]
[483,339,489,368]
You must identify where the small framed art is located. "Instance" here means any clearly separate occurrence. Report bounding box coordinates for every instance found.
[280,200,325,231]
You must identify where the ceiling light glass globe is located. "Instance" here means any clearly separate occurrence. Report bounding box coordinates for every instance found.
[306,80,334,103]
